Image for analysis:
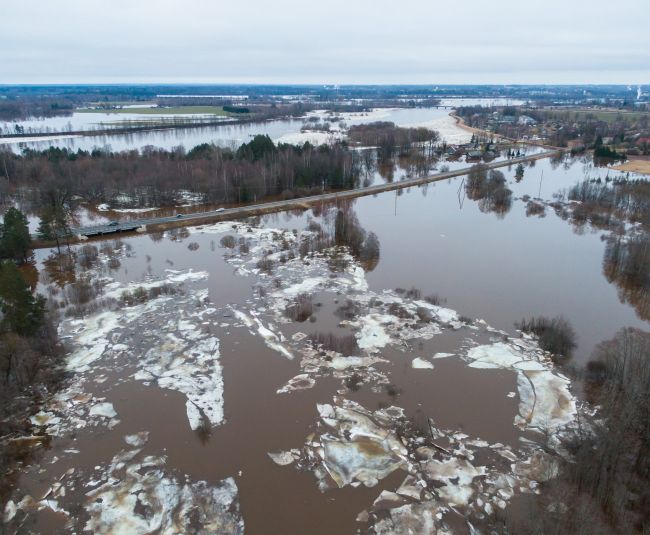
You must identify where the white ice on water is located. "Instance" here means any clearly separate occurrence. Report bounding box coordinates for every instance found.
[411,357,434,369]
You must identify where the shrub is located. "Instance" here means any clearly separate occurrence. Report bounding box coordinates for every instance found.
[516,315,576,360]
[526,200,546,217]
[285,293,313,322]
[65,279,100,305]
[424,294,445,306]
[256,256,274,274]
[309,332,358,354]
[220,235,236,248]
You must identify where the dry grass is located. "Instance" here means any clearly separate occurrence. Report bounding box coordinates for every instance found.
[612,158,650,175]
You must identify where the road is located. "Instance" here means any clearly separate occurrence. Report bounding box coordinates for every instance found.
[67,149,563,240]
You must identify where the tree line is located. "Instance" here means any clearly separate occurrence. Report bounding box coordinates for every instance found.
[503,327,650,534]
[0,136,361,215]
[347,122,439,160]
[0,208,62,509]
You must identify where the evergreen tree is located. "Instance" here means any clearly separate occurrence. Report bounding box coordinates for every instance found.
[0,261,45,336]
[236,135,276,161]
[37,209,55,240]
[594,134,603,148]
[37,203,71,252]
[0,207,31,263]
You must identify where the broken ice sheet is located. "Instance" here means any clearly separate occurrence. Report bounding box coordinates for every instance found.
[55,267,227,432]
[465,342,577,432]
[277,373,316,394]
[321,438,405,488]
[184,220,583,532]
[353,314,393,351]
[28,386,120,437]
[275,394,570,534]
[267,450,301,466]
[232,308,294,360]
[423,457,487,506]
[88,402,117,419]
[31,219,583,534]
[288,399,409,491]
[83,447,244,534]
[372,501,444,535]
[206,219,580,444]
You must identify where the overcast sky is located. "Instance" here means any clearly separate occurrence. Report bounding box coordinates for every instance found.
[1,0,649,85]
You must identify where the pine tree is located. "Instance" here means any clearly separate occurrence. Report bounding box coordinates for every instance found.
[37,203,70,253]
[37,209,55,240]
[0,207,31,263]
[0,261,45,336]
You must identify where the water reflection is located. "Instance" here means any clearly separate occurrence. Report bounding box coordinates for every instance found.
[603,235,650,321]
[295,203,381,273]
[464,165,513,217]
[334,207,381,272]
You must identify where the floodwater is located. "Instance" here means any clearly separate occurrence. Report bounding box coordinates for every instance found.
[5,152,648,534]
[1,105,475,153]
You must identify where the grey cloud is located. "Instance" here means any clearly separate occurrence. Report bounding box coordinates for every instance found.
[1,0,648,83]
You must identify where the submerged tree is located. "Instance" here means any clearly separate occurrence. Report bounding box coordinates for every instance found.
[465,166,513,217]
[516,315,577,362]
[515,162,525,182]
[603,235,650,321]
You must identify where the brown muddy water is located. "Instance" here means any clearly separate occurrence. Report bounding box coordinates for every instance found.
[4,153,649,534]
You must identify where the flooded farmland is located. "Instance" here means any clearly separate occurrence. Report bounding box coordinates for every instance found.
[4,153,649,534]
[1,105,473,154]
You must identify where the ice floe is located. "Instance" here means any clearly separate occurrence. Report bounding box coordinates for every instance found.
[277,373,316,394]
[267,450,300,466]
[465,342,576,432]
[84,451,243,534]
[52,265,226,432]
[309,399,408,490]
[412,357,434,369]
[13,216,585,534]
[88,402,117,419]
[278,395,566,533]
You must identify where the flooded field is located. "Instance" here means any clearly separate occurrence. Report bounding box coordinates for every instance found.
[1,106,473,154]
[4,152,648,534]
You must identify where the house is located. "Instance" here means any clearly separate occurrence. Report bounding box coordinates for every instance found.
[567,139,585,150]
[466,150,482,160]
